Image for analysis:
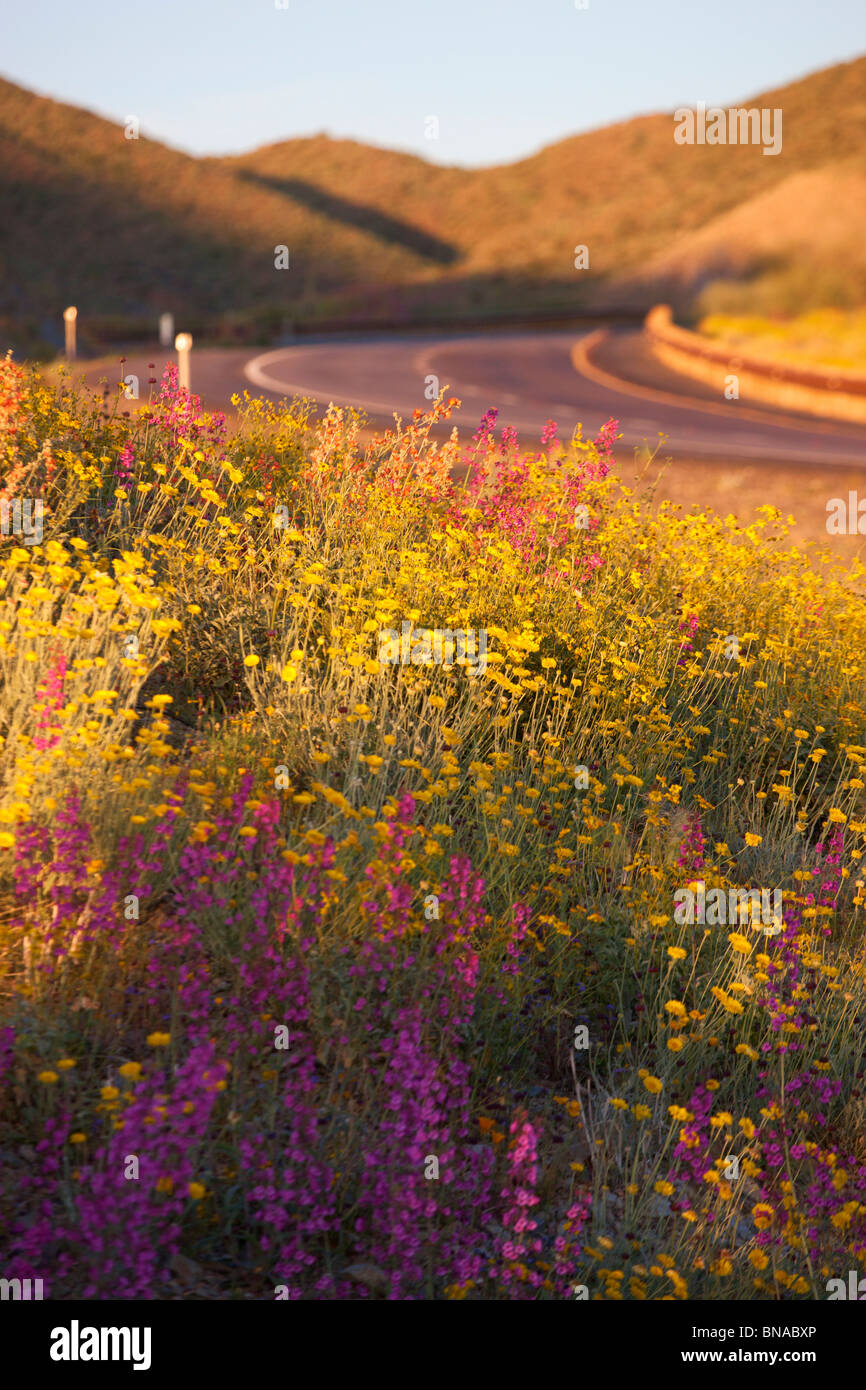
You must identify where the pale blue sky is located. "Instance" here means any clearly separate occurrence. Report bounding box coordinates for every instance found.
[1,0,863,166]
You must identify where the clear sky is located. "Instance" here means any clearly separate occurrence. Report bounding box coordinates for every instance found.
[1,0,863,166]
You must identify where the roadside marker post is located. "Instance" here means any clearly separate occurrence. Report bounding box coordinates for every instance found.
[159,313,175,348]
[174,332,193,391]
[63,306,78,359]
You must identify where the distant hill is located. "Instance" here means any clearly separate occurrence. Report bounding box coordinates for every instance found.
[1,54,864,355]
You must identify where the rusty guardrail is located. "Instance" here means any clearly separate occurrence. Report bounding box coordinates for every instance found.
[645,304,866,424]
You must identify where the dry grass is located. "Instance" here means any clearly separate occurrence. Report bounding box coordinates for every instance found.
[698,308,866,373]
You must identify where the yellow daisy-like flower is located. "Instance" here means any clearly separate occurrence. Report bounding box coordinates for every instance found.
[668,1106,693,1122]
[38,1070,59,1084]
[642,1075,663,1095]
[69,1132,87,1144]
[243,654,260,667]
[711,987,744,1014]
[744,832,762,847]
[188,1182,206,1201]
[118,1062,142,1080]
[146,1032,171,1047]
[728,932,753,955]
[56,1058,77,1070]
[667,946,687,961]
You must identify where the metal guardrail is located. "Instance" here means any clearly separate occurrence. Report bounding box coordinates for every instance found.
[645,304,866,400]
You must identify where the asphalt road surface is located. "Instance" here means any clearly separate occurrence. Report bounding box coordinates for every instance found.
[243,328,866,468]
[69,327,866,470]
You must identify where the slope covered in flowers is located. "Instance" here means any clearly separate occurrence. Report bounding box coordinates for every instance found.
[1,353,866,1300]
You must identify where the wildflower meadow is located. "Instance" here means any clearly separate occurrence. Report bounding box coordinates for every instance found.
[2,350,866,1304]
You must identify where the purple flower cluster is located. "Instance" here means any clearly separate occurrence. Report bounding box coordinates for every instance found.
[4,784,581,1297]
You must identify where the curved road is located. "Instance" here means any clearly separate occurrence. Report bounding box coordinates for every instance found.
[243,329,866,468]
[69,328,866,469]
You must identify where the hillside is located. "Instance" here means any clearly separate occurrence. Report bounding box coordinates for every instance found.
[0,78,434,352]
[1,54,865,353]
[224,55,866,296]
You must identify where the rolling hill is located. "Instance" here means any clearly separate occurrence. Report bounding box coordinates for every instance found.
[1,53,864,355]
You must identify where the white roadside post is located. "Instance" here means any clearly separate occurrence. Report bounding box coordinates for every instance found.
[63,306,78,360]
[159,313,175,348]
[174,332,193,392]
